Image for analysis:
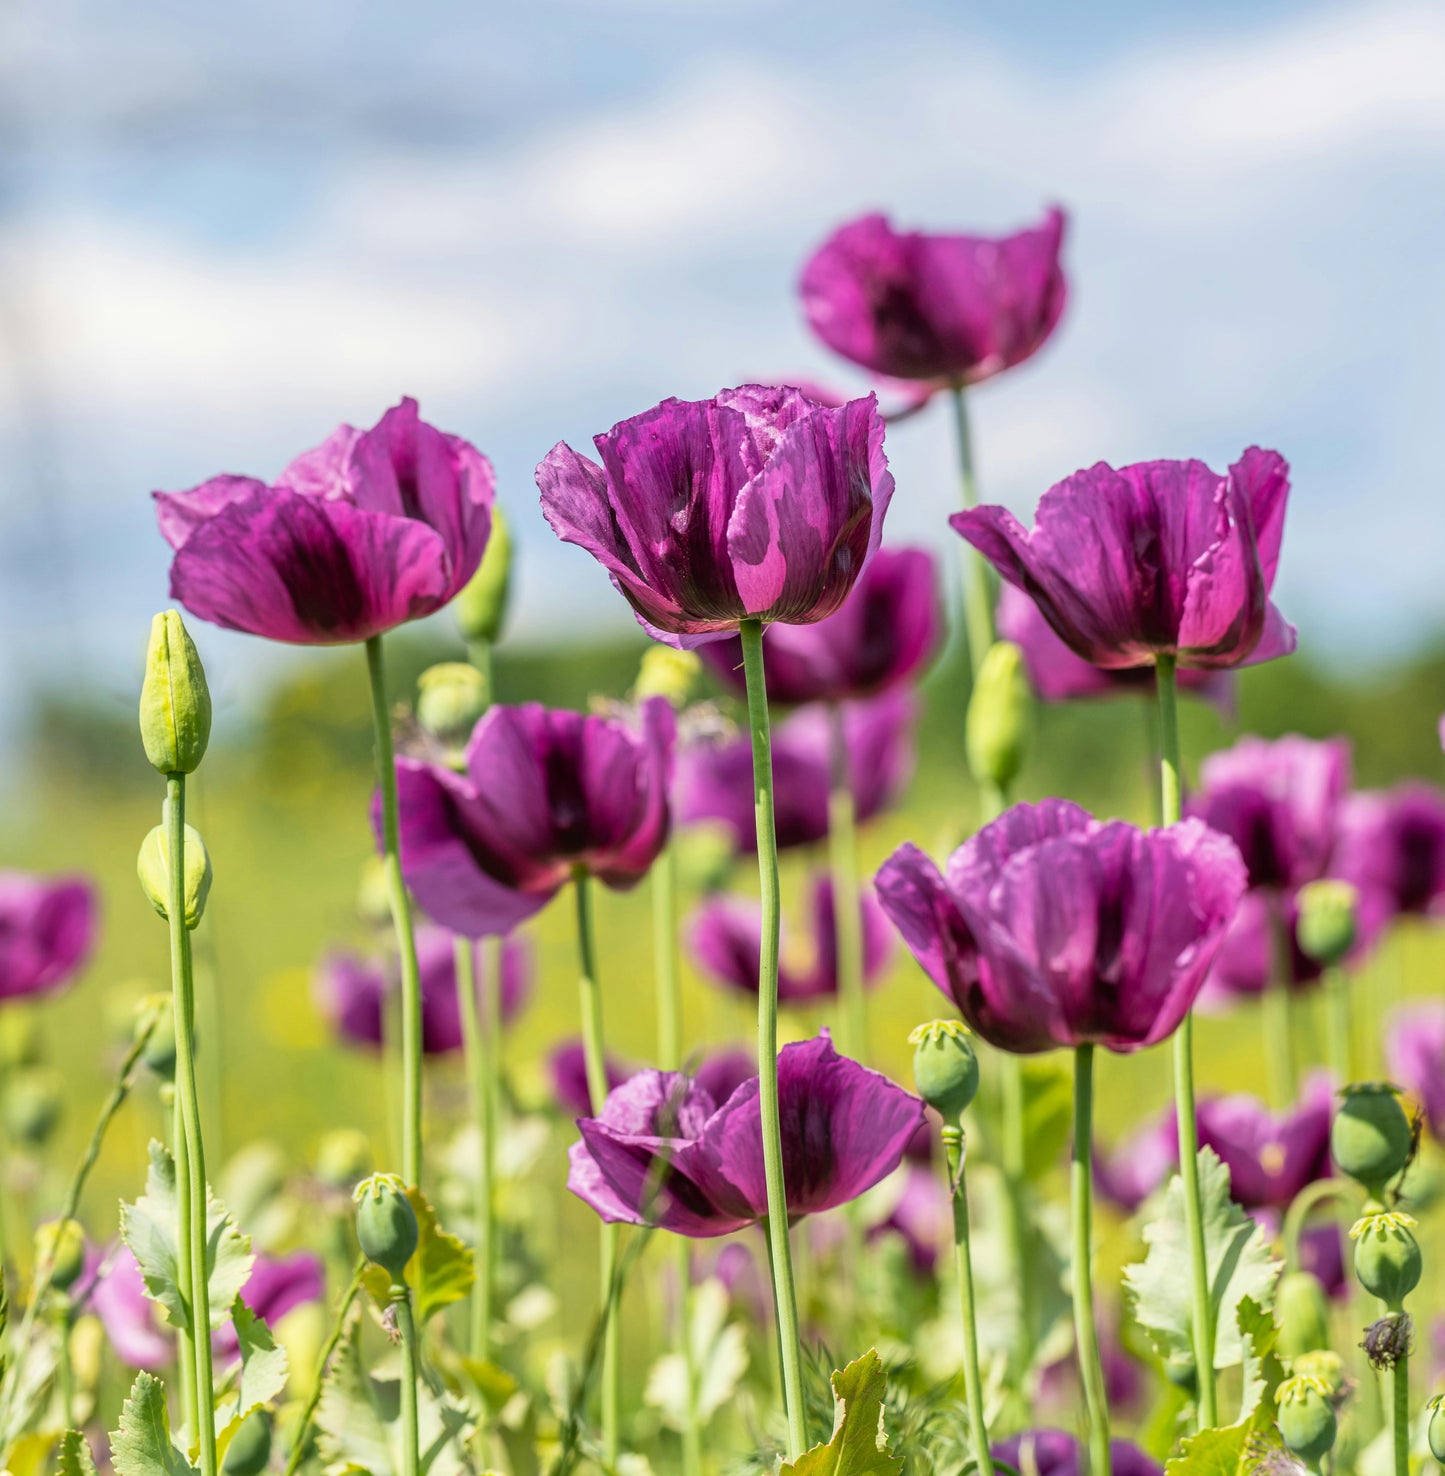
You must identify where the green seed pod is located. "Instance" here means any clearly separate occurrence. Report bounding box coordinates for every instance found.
[908,1020,981,1126]
[221,1409,272,1476]
[139,610,212,775]
[454,506,513,646]
[3,1065,64,1148]
[1331,1083,1413,1194]
[1278,1375,1338,1465]
[1351,1211,1422,1309]
[1162,1351,1197,1395]
[137,811,212,930]
[965,641,1031,791]
[354,1174,418,1280]
[1275,1270,1332,1359]
[1296,880,1359,966]
[415,662,488,744]
[316,1128,373,1191]
[35,1217,86,1293]
[633,646,702,709]
[1427,1394,1445,1464]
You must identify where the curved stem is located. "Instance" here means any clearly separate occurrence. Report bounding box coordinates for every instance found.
[394,1289,420,1476]
[1071,1046,1111,1476]
[281,1259,366,1476]
[365,635,424,1188]
[739,618,807,1461]
[1155,655,1216,1429]
[943,1127,993,1476]
[454,937,492,1361]
[1281,1179,1359,1273]
[825,703,867,1063]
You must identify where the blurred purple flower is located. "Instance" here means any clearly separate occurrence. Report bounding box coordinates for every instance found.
[92,1247,172,1372]
[875,800,1246,1054]
[314,926,531,1055]
[0,872,97,1002]
[692,1048,755,1108]
[1094,1115,1177,1214]
[1386,1003,1445,1139]
[567,1034,924,1236]
[799,208,1067,385]
[1038,1313,1147,1419]
[953,449,1294,671]
[775,376,938,424]
[549,1039,636,1120]
[866,1163,950,1275]
[992,1430,1161,1476]
[1334,783,1445,925]
[214,1252,325,1359]
[677,691,915,853]
[697,547,942,706]
[688,873,893,1003]
[1196,1076,1333,1211]
[391,698,675,937]
[1197,891,1324,1006]
[155,398,494,645]
[537,386,893,645]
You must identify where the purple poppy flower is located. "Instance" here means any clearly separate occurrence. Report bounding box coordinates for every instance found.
[996,585,1233,710]
[692,1048,755,1108]
[314,926,532,1054]
[1093,1115,1177,1214]
[676,691,915,853]
[1334,783,1445,924]
[866,1163,951,1275]
[1197,891,1325,1006]
[391,698,675,937]
[799,208,1067,386]
[214,1252,325,1359]
[1195,1077,1333,1211]
[696,547,942,706]
[549,1039,636,1119]
[688,873,893,1003]
[92,1247,173,1372]
[774,376,937,424]
[1386,1003,1445,1139]
[155,398,494,645]
[992,1430,1161,1476]
[536,385,894,646]
[566,1034,924,1237]
[0,872,98,1002]
[875,800,1247,1055]
[952,449,1295,671]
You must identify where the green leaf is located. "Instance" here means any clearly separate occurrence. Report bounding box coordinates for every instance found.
[57,1430,100,1476]
[1124,1147,1282,1371]
[120,1140,253,1333]
[780,1349,903,1476]
[361,1188,475,1326]
[215,1297,289,1448]
[111,1372,199,1476]
[1163,1408,1274,1476]
[1236,1295,1286,1420]
[643,1279,749,1430]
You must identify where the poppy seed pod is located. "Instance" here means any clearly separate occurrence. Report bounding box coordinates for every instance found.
[137,815,213,930]
[909,1020,981,1125]
[1351,1211,1422,1309]
[1296,880,1359,967]
[354,1173,418,1280]
[415,663,488,745]
[454,503,513,646]
[1426,1394,1445,1463]
[221,1410,272,1476]
[35,1217,86,1292]
[1277,1375,1337,1465]
[1275,1270,1332,1359]
[139,610,212,775]
[965,641,1031,791]
[634,646,702,709]
[1331,1084,1413,1195]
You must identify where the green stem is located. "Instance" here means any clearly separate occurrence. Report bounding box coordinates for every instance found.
[738,618,807,1460]
[1263,900,1296,1108]
[825,703,867,1064]
[1324,964,1353,1088]
[281,1258,366,1476]
[167,776,218,1476]
[454,937,493,1361]
[365,635,424,1188]
[394,1289,421,1476]
[1155,656,1216,1430]
[1281,1179,1358,1272]
[943,1127,993,1476]
[1071,1046,1111,1476]
[948,383,995,686]
[1392,1346,1409,1476]
[574,872,621,1464]
[173,1088,198,1443]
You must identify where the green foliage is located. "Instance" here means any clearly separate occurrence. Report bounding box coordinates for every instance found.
[643,1278,749,1430]
[57,1430,100,1476]
[780,1350,903,1476]
[360,1186,475,1325]
[1236,1295,1287,1421]
[215,1297,289,1449]
[1163,1408,1276,1476]
[110,1372,198,1476]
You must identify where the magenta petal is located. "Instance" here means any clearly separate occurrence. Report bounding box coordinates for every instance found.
[873,844,978,1009]
[0,872,98,1001]
[1387,1003,1445,1138]
[154,476,269,551]
[1195,1076,1332,1211]
[93,1248,173,1372]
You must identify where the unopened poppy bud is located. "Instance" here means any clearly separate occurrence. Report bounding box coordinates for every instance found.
[139,610,212,775]
[454,505,513,646]
[36,1217,86,1292]
[1427,1394,1445,1463]
[416,662,487,744]
[137,813,212,929]
[965,641,1031,791]
[634,646,702,709]
[3,1065,63,1147]
[222,1410,272,1476]
[316,1128,373,1191]
[1278,1375,1337,1465]
[1296,880,1359,966]
[909,1020,980,1125]
[1351,1211,1422,1309]
[1276,1270,1332,1359]
[1331,1083,1413,1196]
[1361,1310,1413,1371]
[354,1173,418,1280]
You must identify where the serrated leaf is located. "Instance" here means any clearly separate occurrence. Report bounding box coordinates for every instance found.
[0,1322,61,1448]
[215,1297,289,1448]
[1164,1408,1274,1476]
[643,1279,750,1430]
[120,1141,254,1333]
[1236,1295,1286,1420]
[1124,1148,1282,1371]
[361,1188,475,1326]
[780,1349,902,1476]
[58,1430,100,1476]
[111,1371,199,1476]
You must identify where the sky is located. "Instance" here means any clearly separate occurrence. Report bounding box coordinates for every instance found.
[0,0,1442,747]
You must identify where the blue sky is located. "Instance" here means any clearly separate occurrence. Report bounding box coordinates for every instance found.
[1,0,1442,746]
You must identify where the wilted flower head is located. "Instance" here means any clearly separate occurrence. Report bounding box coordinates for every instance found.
[155,398,494,645]
[1386,1003,1445,1140]
[990,1429,1161,1476]
[1333,783,1445,926]
[1362,1311,1413,1371]
[538,385,893,645]
[567,1034,924,1236]
[953,449,1294,671]
[799,208,1067,385]
[875,800,1247,1054]
[0,872,98,1002]
[391,698,675,937]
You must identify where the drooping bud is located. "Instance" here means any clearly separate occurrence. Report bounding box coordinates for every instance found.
[1351,1211,1422,1309]
[221,1410,272,1476]
[415,663,488,745]
[3,1066,63,1148]
[137,809,213,929]
[1296,880,1359,967]
[1277,1375,1337,1465]
[139,610,212,775]
[139,996,177,1081]
[634,646,702,709]
[1427,1393,1445,1463]
[1361,1310,1413,1371]
[965,641,1031,791]
[36,1217,86,1292]
[316,1128,373,1191]
[454,506,513,646]
[1331,1083,1413,1196]
[909,1020,981,1126]
[354,1173,418,1280]
[1275,1270,1332,1359]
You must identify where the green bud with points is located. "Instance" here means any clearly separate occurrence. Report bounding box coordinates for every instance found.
[36,1217,86,1292]
[1278,1375,1338,1465]
[633,646,702,709]
[354,1173,418,1280]
[139,610,211,775]
[1276,1270,1332,1359]
[909,1020,981,1125]
[221,1410,272,1476]
[455,506,513,646]
[1351,1211,1422,1309]
[965,641,1031,791]
[1331,1083,1413,1195]
[137,811,212,929]
[1427,1394,1445,1463]
[1296,880,1359,966]
[415,662,487,744]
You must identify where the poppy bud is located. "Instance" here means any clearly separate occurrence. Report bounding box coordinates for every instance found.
[137,811,212,930]
[1331,1083,1413,1195]
[139,610,212,776]
[1278,1375,1337,1465]
[909,1020,980,1126]
[1276,1270,1332,1359]
[1427,1394,1445,1463]
[454,505,512,646]
[965,641,1031,791]
[415,663,487,745]
[633,646,702,709]
[222,1410,272,1476]
[1296,880,1359,967]
[1351,1211,1422,1309]
[316,1128,373,1191]
[35,1217,86,1292]
[354,1173,418,1280]
[3,1065,63,1147]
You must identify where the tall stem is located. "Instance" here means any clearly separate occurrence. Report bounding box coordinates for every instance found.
[1392,1347,1410,1476]
[1071,1046,1112,1476]
[825,703,867,1063]
[173,1088,198,1443]
[1324,964,1353,1088]
[1155,656,1216,1428]
[738,618,807,1460]
[1263,900,1297,1108]
[394,1289,421,1476]
[454,938,493,1360]
[948,384,995,685]
[167,776,218,1476]
[943,1127,993,1476]
[574,873,621,1464]
[365,635,424,1188]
